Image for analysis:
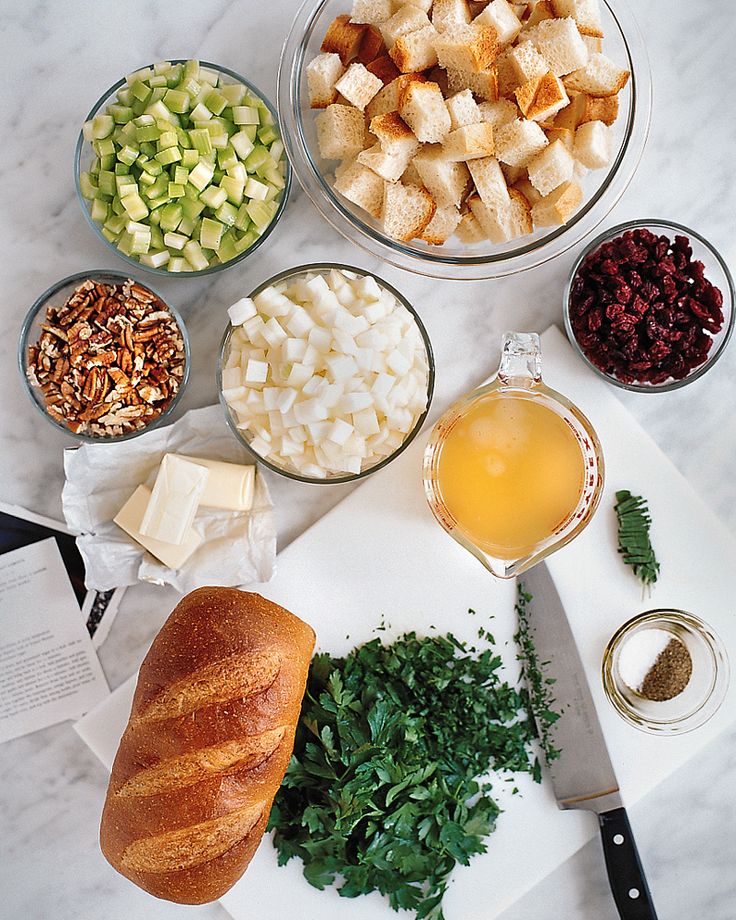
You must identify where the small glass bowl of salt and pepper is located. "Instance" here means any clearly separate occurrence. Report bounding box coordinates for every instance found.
[602,610,729,734]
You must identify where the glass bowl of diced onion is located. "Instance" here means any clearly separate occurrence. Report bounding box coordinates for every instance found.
[75,60,291,276]
[278,0,651,280]
[217,262,435,483]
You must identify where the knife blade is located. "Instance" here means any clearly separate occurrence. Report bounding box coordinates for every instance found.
[521,562,658,920]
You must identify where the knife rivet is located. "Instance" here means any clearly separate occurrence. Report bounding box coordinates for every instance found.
[613,834,624,845]
[628,889,640,899]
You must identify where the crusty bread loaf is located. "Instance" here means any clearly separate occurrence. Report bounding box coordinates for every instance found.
[100,588,316,904]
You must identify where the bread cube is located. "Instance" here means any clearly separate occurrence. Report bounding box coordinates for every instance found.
[365,54,401,85]
[394,0,433,12]
[446,88,482,129]
[390,25,439,72]
[527,138,574,195]
[544,125,574,150]
[443,123,496,161]
[370,111,419,157]
[455,209,487,242]
[581,34,603,55]
[358,144,411,181]
[401,161,425,186]
[573,119,611,168]
[478,97,519,126]
[501,162,526,184]
[366,72,427,120]
[531,180,583,226]
[321,15,368,64]
[335,63,384,110]
[434,24,499,74]
[316,104,367,160]
[398,80,452,143]
[334,159,386,217]
[564,53,630,96]
[494,118,548,167]
[498,40,550,97]
[307,53,346,109]
[525,18,589,76]
[419,204,462,244]
[513,175,543,205]
[515,72,569,121]
[551,0,603,38]
[382,181,437,241]
[469,193,522,242]
[379,6,431,47]
[357,25,387,64]
[507,187,534,237]
[432,0,473,32]
[524,0,555,29]
[474,0,523,46]
[446,66,499,101]
[468,155,510,209]
[413,144,472,207]
[427,65,451,96]
[351,0,393,24]
[553,91,618,130]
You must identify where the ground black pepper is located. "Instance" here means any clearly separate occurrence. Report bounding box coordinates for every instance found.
[640,638,692,701]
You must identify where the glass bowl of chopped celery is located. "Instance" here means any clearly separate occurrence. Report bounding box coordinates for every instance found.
[75,60,291,276]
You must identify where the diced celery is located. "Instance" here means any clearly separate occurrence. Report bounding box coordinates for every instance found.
[205,89,228,116]
[159,202,184,231]
[175,126,192,149]
[220,175,244,205]
[183,239,208,270]
[242,124,258,142]
[138,171,155,189]
[112,197,126,216]
[144,175,168,199]
[150,223,164,249]
[199,217,223,249]
[264,184,279,204]
[130,79,152,103]
[108,103,134,124]
[233,105,259,126]
[121,193,149,221]
[199,185,227,209]
[117,87,134,106]
[95,136,116,158]
[181,148,199,168]
[91,114,115,139]
[149,74,168,89]
[230,131,254,161]
[215,200,238,226]
[216,231,238,263]
[149,208,161,226]
[117,144,139,166]
[99,153,115,171]
[140,249,170,268]
[177,215,195,236]
[200,66,220,84]
[166,64,183,86]
[130,230,152,254]
[101,227,119,243]
[117,230,134,256]
[234,203,251,231]
[90,198,109,222]
[217,145,238,171]
[244,177,269,201]
[263,165,285,190]
[234,229,258,253]
[183,182,200,202]
[259,106,275,127]
[257,125,278,146]
[246,199,276,232]
[155,146,182,166]
[136,123,160,143]
[168,256,188,272]
[188,161,214,191]
[104,213,126,234]
[182,77,201,99]
[98,170,117,196]
[148,195,170,210]
[244,145,269,172]
[140,158,163,176]
[189,128,212,155]
[114,162,130,175]
[180,197,205,221]
[145,99,176,123]
[164,231,188,250]
[168,182,185,198]
[219,83,246,106]
[79,172,97,199]
[269,139,284,163]
[139,141,156,158]
[174,166,189,185]
[157,130,178,149]
[190,102,212,122]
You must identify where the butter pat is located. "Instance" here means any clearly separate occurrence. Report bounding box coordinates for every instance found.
[140,455,209,545]
[177,456,256,511]
[114,485,202,570]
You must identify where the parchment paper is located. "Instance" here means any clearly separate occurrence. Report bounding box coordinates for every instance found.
[62,405,276,593]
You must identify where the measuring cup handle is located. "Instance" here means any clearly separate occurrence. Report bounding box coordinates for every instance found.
[498,332,543,387]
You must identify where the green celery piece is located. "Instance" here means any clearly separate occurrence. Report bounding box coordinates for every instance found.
[212,168,224,184]
[148,194,170,210]
[148,208,162,226]
[220,82,246,106]
[130,79,151,103]
[95,136,116,158]
[189,128,212,156]
[259,105,274,127]
[257,125,278,146]
[216,230,238,263]
[129,230,152,254]
[90,198,109,222]
[149,73,168,88]
[136,123,160,143]
[188,160,214,191]
[199,185,227,209]
[159,202,184,231]
[114,164,131,178]
[89,157,101,177]
[140,248,171,269]
[117,87,134,107]
[164,88,190,113]
[183,239,209,270]
[101,226,119,243]
[220,175,244,205]
[164,231,188,250]
[145,99,176,124]
[264,185,279,204]
[269,139,285,163]
[226,161,247,184]
[144,175,168,199]
[183,182,200,202]
[180,197,205,221]
[139,141,156,158]
[175,126,192,149]
[131,98,148,117]
[183,60,200,81]
[98,170,117,196]
[134,113,155,126]
[118,120,138,144]
[205,89,228,115]
[181,148,199,168]
[242,124,258,142]
[121,193,149,221]
[149,87,167,104]
[263,165,285,190]
[111,197,126,216]
[91,114,115,139]
[200,65,220,85]
[168,255,188,272]
[215,200,238,227]
[150,224,164,249]
[230,130,254,160]
[140,158,163,176]
[200,216,223,249]
[168,182,185,198]
[166,63,183,86]
[245,176,269,201]
[117,144,139,166]
[117,230,134,256]
[246,199,276,232]
[244,145,269,172]
[217,145,238,170]
[233,105,259,126]
[177,215,195,236]
[99,153,115,171]
[108,103,134,124]
[190,102,212,123]
[181,77,201,99]
[174,166,189,185]
[155,146,182,166]
[104,213,126,234]
[234,229,257,253]
[127,66,153,83]
[157,130,178,149]
[79,172,97,199]
[234,203,251,231]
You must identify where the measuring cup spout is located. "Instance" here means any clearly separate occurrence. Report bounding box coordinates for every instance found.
[498,332,542,388]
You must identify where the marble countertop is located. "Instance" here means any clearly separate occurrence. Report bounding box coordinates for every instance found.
[1,1,734,918]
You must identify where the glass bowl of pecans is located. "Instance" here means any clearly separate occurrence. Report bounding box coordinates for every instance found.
[19,269,190,441]
[564,219,735,392]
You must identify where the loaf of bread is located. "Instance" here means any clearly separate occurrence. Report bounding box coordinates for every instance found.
[100,588,315,904]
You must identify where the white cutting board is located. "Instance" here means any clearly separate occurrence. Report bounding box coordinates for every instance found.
[76,326,736,919]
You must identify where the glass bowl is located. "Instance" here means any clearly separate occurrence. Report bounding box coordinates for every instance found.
[74,60,291,277]
[564,219,735,392]
[19,269,190,443]
[278,0,651,280]
[217,262,435,483]
[602,609,730,735]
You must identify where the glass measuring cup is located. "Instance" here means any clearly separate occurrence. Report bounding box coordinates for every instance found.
[423,332,604,579]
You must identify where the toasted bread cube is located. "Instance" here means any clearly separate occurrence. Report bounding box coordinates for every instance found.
[499,40,550,97]
[351,0,393,24]
[413,144,472,207]
[468,195,508,242]
[379,6,431,47]
[316,104,367,160]
[366,54,401,84]
[524,0,555,28]
[419,204,462,244]
[515,72,569,121]
[531,180,583,225]
[581,34,603,55]
[427,65,451,96]
[322,15,368,64]
[478,97,519,125]
[394,0,433,12]
[513,175,543,205]
[370,111,419,156]
[358,143,412,181]
[468,155,510,209]
[390,25,439,72]
[399,80,452,143]
[527,137,574,195]
[434,24,499,74]
[474,0,523,46]
[366,72,427,119]
[446,66,499,101]
[335,63,384,110]
[401,160,425,186]
[552,92,588,130]
[545,125,574,150]
[432,0,472,32]
[501,162,526,184]
[456,209,488,242]
[525,18,589,76]
[443,123,496,161]
[494,117,548,166]
[382,181,436,241]
[564,53,630,96]
[573,119,611,168]
[334,159,386,217]
[446,88,482,128]
[357,25,387,64]
[551,0,603,37]
[507,186,533,236]
[553,91,618,129]
[307,53,346,109]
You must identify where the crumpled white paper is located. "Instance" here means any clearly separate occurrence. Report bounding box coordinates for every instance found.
[62,405,276,593]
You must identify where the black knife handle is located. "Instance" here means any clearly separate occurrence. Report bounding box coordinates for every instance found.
[599,807,658,920]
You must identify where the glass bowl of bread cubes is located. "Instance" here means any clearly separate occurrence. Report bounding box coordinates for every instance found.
[279,0,651,279]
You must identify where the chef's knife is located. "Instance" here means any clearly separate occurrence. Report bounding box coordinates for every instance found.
[521,562,658,920]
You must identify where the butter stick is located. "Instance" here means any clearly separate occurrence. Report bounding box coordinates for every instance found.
[140,455,209,545]
[114,485,201,570]
[177,456,255,511]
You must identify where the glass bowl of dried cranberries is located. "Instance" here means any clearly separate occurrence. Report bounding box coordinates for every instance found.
[564,219,734,391]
